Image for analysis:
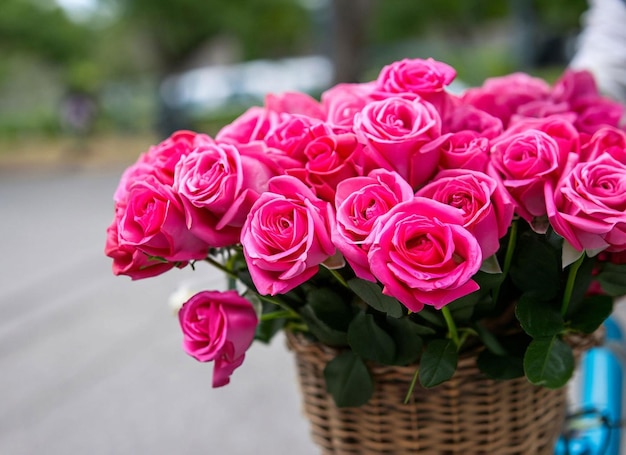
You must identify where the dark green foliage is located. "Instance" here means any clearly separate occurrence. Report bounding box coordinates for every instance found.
[348,278,404,318]
[324,351,374,407]
[596,263,626,297]
[515,294,564,338]
[524,336,574,388]
[419,339,458,388]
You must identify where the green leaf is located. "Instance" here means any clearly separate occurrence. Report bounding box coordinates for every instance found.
[474,322,508,356]
[524,336,574,388]
[412,307,446,328]
[564,256,595,317]
[477,350,524,380]
[546,227,564,250]
[298,287,357,346]
[255,317,286,343]
[347,278,404,318]
[419,339,458,388]
[248,291,285,343]
[324,351,374,407]
[510,234,561,299]
[597,262,626,297]
[299,305,348,347]
[411,324,438,336]
[385,316,423,365]
[306,288,353,331]
[474,269,506,291]
[515,294,564,338]
[469,271,506,316]
[446,293,478,323]
[568,294,613,334]
[347,312,396,364]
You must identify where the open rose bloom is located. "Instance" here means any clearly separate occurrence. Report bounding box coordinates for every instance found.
[107,57,626,405]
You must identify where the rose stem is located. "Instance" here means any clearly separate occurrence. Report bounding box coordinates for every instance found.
[441,306,460,348]
[561,252,586,317]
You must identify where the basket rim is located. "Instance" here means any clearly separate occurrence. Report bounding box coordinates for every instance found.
[285,327,604,377]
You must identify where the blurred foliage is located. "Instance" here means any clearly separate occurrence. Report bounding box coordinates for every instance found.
[533,0,588,31]
[0,0,589,137]
[0,0,93,64]
[110,0,312,71]
[370,0,508,43]
[367,0,588,84]
[370,0,586,42]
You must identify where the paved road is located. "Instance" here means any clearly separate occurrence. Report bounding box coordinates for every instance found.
[0,169,317,455]
[2,167,626,455]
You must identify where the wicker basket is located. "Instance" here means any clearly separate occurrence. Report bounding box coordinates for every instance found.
[286,331,601,455]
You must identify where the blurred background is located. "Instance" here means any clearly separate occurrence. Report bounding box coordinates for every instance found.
[0,0,591,166]
[0,1,609,454]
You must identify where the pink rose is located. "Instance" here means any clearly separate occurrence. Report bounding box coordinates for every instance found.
[511,99,571,123]
[287,131,367,202]
[443,103,503,139]
[366,197,482,312]
[333,169,414,280]
[241,175,336,295]
[462,73,551,127]
[416,169,514,259]
[263,114,323,163]
[580,126,626,163]
[113,160,155,205]
[423,131,489,172]
[178,290,258,387]
[173,141,279,247]
[598,251,626,265]
[375,57,456,96]
[216,106,287,144]
[489,129,569,224]
[552,68,600,104]
[105,218,180,280]
[571,97,624,136]
[505,116,581,163]
[141,130,213,186]
[552,69,624,136]
[117,175,209,262]
[114,131,212,203]
[547,154,626,253]
[321,82,376,131]
[265,91,326,120]
[353,96,441,188]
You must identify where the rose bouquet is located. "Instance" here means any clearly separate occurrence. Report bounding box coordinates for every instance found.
[106,57,626,407]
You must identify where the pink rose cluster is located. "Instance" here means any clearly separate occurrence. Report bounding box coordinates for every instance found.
[106,57,625,385]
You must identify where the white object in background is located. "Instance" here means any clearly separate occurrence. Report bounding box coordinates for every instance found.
[570,0,626,104]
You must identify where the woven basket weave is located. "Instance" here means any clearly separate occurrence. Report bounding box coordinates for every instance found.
[286,330,601,455]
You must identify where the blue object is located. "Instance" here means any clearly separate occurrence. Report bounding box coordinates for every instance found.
[555,317,623,455]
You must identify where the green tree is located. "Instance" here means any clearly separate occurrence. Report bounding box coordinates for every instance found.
[102,0,313,134]
[109,0,312,73]
[0,0,93,64]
